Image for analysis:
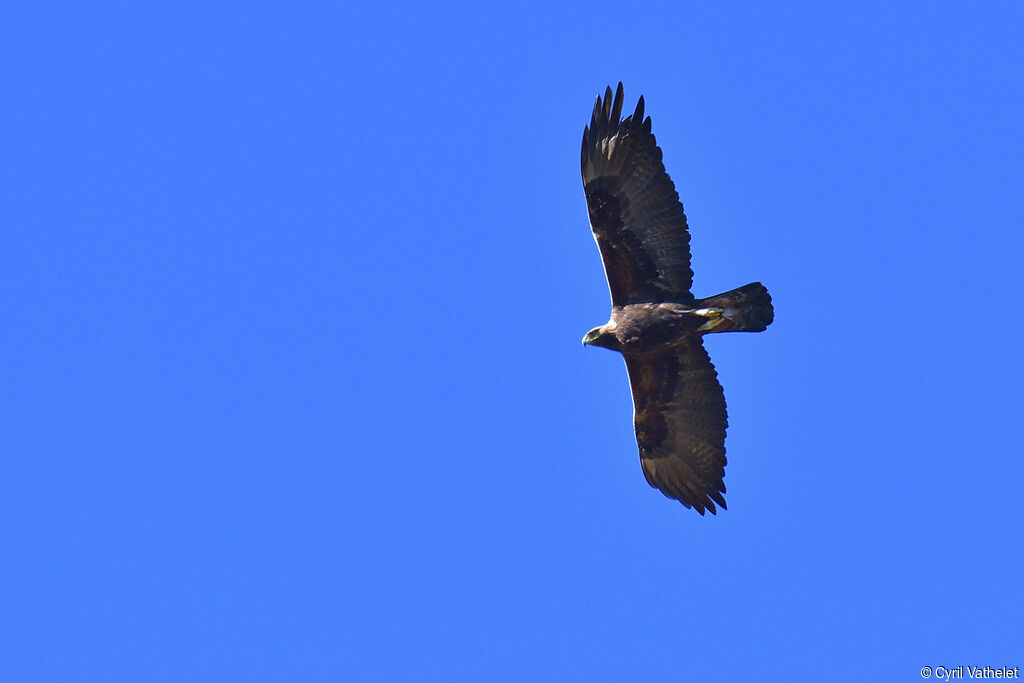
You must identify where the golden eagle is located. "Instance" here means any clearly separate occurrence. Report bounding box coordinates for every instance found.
[581,83,773,514]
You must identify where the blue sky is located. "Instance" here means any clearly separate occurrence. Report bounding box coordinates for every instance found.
[3,2,1022,680]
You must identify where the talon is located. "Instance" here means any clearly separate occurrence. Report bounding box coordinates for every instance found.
[697,317,728,332]
[694,308,727,332]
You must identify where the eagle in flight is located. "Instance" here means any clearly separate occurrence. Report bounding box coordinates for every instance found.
[581,83,773,514]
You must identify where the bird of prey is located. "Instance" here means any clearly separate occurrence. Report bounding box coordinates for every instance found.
[581,83,773,514]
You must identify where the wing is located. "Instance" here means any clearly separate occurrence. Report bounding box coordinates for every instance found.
[625,340,729,514]
[582,83,694,306]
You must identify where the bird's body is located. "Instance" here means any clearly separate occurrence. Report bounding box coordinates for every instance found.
[585,303,701,353]
[581,84,773,514]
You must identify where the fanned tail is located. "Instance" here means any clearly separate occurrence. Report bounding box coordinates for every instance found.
[698,282,773,333]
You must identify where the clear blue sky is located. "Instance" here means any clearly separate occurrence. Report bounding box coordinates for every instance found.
[3,2,1022,680]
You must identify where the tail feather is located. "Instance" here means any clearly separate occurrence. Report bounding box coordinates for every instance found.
[698,282,773,333]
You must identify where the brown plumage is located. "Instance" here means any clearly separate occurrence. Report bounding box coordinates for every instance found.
[581,83,773,514]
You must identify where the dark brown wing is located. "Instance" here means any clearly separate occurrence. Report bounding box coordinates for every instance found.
[625,340,728,514]
[582,83,694,306]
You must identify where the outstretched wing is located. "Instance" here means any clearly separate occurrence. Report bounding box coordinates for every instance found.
[582,83,694,306]
[624,340,729,514]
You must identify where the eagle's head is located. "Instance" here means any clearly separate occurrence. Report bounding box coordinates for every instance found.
[582,323,621,351]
